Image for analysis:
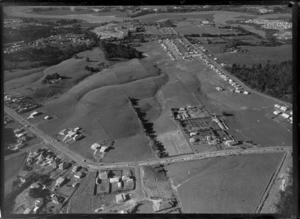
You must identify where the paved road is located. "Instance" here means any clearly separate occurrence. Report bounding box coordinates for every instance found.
[5,106,90,167]
[182,37,292,108]
[5,106,292,171]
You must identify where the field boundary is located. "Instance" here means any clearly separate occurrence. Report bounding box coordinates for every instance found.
[255,151,287,213]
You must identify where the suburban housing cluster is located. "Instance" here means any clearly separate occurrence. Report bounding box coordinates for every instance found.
[243,19,292,30]
[4,34,91,54]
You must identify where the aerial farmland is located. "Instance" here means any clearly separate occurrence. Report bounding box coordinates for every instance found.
[3,5,293,216]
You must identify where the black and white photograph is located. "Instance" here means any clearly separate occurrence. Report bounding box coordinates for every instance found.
[2,4,296,216]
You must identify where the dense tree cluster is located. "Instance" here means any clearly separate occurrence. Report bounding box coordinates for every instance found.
[228,61,292,102]
[42,73,63,84]
[85,66,100,73]
[99,41,144,60]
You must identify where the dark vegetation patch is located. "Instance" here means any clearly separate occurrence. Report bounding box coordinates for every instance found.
[99,40,144,60]
[3,173,53,214]
[226,61,292,103]
[275,174,294,216]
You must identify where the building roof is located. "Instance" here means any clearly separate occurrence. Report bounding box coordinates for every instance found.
[116,193,126,203]
[56,177,65,184]
[91,143,101,150]
[74,172,83,178]
[99,146,108,153]
[23,208,31,214]
[110,177,120,183]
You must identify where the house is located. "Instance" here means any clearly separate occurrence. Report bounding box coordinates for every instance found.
[72,165,79,173]
[63,130,76,141]
[33,198,43,212]
[73,134,83,141]
[23,208,31,214]
[281,113,290,119]
[224,140,237,147]
[99,146,109,153]
[91,143,101,150]
[44,115,51,120]
[273,110,281,115]
[274,104,281,108]
[74,172,83,179]
[74,127,81,132]
[116,193,126,203]
[27,111,39,119]
[51,194,65,204]
[59,129,68,136]
[72,182,79,187]
[16,132,26,138]
[280,106,288,111]
[55,177,65,187]
[30,182,41,189]
[14,128,24,134]
[117,182,122,188]
[110,177,120,183]
[189,132,197,137]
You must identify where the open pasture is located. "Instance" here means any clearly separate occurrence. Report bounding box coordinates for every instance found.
[215,45,291,67]
[37,59,167,161]
[157,130,193,156]
[166,152,285,213]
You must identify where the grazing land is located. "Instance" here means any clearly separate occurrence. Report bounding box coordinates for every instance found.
[167,152,285,213]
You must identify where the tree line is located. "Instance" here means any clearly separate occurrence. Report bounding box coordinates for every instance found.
[129,97,168,158]
[228,61,292,102]
[99,40,144,60]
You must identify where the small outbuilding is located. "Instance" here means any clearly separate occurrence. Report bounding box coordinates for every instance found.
[116,193,126,203]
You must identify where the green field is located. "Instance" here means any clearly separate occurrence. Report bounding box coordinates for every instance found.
[167,152,285,213]
[215,45,292,67]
